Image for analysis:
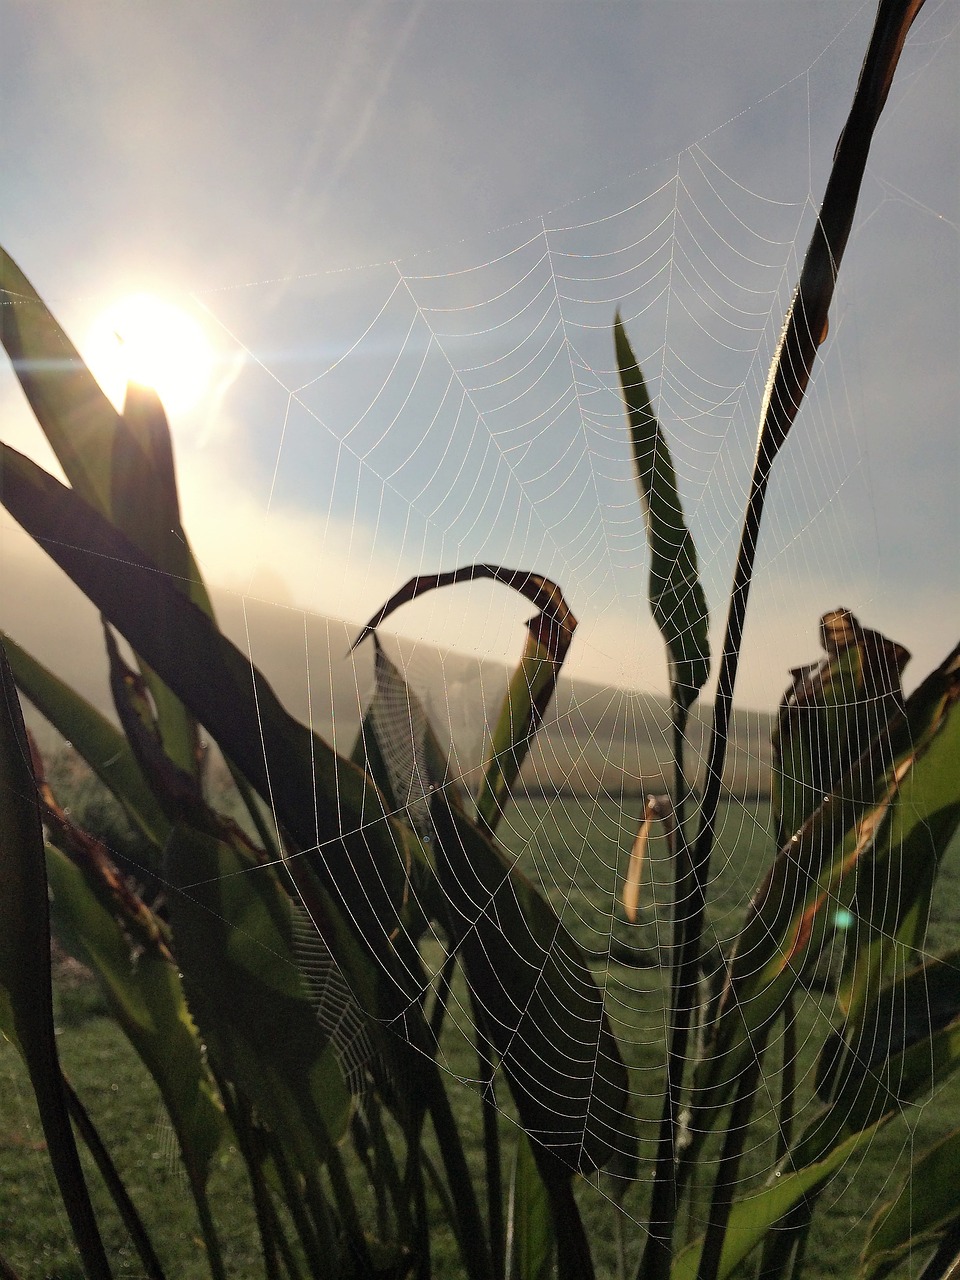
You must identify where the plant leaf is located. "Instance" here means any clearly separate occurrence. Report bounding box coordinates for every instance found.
[839,648,960,1016]
[671,1122,883,1280]
[815,948,960,1134]
[507,1132,554,1280]
[352,563,577,834]
[1,630,171,850]
[682,641,960,1164]
[861,1126,960,1280]
[752,0,927,469]
[772,610,909,847]
[1,250,205,778]
[0,439,424,1009]
[0,641,112,1277]
[623,793,672,924]
[46,842,226,1196]
[614,315,709,714]
[355,636,632,1174]
[165,824,353,1171]
[0,443,631,1178]
[1,248,120,512]
[429,791,630,1174]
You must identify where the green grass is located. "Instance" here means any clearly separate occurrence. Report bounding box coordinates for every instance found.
[2,792,958,1279]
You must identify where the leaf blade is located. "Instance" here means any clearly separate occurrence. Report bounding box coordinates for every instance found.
[615,315,709,714]
[0,642,112,1278]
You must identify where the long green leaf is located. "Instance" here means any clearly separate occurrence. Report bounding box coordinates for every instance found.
[46,842,226,1194]
[670,1123,883,1280]
[1,630,171,849]
[356,637,631,1173]
[0,643,112,1278]
[165,824,370,1271]
[1,248,120,511]
[815,949,960,1139]
[861,1126,960,1280]
[165,824,352,1160]
[506,1133,554,1280]
[0,439,423,1004]
[614,316,709,715]
[1,251,206,778]
[430,792,630,1174]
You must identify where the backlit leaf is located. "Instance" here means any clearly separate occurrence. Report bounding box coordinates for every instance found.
[0,642,111,1277]
[615,316,709,715]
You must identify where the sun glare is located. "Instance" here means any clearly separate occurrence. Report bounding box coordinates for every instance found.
[85,293,214,416]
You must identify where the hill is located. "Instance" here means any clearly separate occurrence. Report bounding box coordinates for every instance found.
[9,538,773,799]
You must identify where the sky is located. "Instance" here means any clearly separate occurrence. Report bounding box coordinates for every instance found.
[1,0,957,715]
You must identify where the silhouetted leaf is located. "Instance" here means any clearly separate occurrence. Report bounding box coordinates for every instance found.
[165,824,352,1173]
[772,610,909,846]
[46,843,226,1195]
[753,0,927,469]
[430,793,630,1174]
[615,316,709,714]
[839,648,960,1016]
[0,642,111,1278]
[1,631,170,849]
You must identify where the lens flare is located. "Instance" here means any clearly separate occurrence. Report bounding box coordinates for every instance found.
[85,293,214,415]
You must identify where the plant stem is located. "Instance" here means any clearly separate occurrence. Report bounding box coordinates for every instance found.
[776,996,798,1163]
[476,1025,506,1280]
[427,1065,496,1280]
[268,1137,328,1280]
[638,467,772,1280]
[61,1072,167,1280]
[639,13,931,1261]
[695,1031,768,1280]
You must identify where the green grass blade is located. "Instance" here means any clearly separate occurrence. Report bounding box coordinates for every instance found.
[506,1133,553,1280]
[1,630,171,849]
[614,316,709,716]
[862,1127,960,1280]
[0,643,113,1278]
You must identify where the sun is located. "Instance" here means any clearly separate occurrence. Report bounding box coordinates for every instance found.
[85,293,214,416]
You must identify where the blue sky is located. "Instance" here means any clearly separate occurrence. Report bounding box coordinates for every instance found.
[2,0,957,710]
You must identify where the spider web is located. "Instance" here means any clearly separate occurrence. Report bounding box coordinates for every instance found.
[4,2,958,1271]
[174,10,957,1260]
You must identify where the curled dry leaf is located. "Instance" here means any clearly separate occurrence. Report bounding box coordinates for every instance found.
[351,563,576,666]
[623,794,674,924]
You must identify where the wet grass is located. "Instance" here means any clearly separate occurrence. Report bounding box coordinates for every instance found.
[2,793,958,1278]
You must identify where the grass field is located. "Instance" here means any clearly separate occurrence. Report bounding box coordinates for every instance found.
[2,791,958,1279]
